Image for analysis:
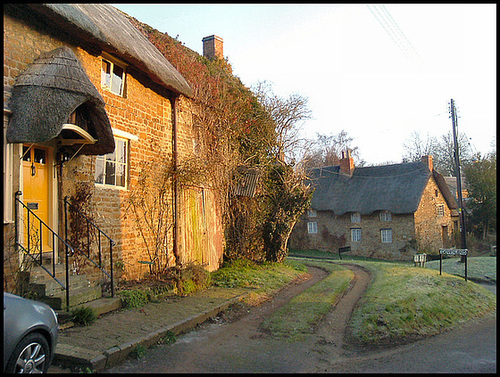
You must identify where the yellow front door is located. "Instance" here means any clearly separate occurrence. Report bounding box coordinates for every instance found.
[22,145,53,253]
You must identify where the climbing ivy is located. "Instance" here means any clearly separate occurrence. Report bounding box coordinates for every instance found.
[127,16,311,263]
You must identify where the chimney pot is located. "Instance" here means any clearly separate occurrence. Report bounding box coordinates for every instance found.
[202,35,224,60]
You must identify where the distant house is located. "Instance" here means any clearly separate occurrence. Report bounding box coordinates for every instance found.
[290,151,460,260]
[3,4,224,299]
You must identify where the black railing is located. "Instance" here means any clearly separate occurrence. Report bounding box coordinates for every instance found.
[64,196,115,298]
[14,192,116,310]
[15,191,73,310]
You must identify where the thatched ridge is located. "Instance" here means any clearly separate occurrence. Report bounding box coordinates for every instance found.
[7,47,115,155]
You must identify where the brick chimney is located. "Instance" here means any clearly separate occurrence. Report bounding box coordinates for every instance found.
[202,35,223,60]
[421,155,433,171]
[339,149,355,176]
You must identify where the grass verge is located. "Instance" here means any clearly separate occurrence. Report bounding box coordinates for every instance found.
[424,256,496,283]
[211,259,308,305]
[260,261,353,340]
[345,260,496,347]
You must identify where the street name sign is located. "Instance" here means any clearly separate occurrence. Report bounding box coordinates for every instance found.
[439,248,468,256]
[439,249,468,281]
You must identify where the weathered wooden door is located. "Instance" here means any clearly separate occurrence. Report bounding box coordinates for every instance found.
[180,187,223,271]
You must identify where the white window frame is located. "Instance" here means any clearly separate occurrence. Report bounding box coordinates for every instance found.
[307,222,318,234]
[381,228,393,243]
[95,131,135,189]
[307,209,317,218]
[101,54,127,97]
[379,211,392,221]
[351,228,361,242]
[351,212,361,223]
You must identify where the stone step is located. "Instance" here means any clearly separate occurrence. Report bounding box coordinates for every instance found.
[68,297,122,317]
[29,264,69,280]
[56,297,122,328]
[39,285,103,310]
[29,274,93,297]
[24,263,116,312]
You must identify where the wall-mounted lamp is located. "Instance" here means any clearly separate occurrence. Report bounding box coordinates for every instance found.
[56,150,70,165]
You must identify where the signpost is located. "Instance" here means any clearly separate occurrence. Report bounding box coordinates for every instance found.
[439,249,468,281]
[338,246,350,260]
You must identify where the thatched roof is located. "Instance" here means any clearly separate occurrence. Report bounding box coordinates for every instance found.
[309,160,458,215]
[24,3,192,97]
[5,3,195,155]
[6,47,115,155]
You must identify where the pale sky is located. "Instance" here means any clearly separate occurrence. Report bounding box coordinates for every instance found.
[114,3,496,165]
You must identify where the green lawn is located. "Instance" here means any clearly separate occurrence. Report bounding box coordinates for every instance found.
[424,256,496,283]
[340,259,496,346]
[290,249,497,283]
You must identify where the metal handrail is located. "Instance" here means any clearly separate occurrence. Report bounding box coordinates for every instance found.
[15,191,73,310]
[64,196,115,298]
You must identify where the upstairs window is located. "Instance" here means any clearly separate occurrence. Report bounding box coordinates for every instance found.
[101,57,125,96]
[351,212,361,223]
[379,211,392,221]
[307,209,317,218]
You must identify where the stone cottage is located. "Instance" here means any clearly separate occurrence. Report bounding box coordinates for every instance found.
[3,4,224,302]
[290,151,460,260]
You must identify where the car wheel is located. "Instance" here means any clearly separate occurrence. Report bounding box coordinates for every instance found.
[5,332,51,373]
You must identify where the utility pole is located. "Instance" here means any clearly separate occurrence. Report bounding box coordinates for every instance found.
[450,99,467,262]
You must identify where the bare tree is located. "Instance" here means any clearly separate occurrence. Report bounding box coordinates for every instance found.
[402,131,438,162]
[299,130,364,170]
[402,131,474,175]
[252,81,312,163]
[433,131,475,176]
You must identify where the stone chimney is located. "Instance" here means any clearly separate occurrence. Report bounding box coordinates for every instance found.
[202,35,223,60]
[421,155,433,171]
[339,149,355,176]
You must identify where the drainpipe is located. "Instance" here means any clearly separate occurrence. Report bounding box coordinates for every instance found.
[171,96,180,266]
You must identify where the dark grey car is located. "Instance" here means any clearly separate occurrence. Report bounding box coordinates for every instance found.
[3,292,58,373]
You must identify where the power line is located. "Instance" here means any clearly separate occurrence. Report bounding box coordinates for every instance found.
[379,5,421,61]
[367,5,421,64]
